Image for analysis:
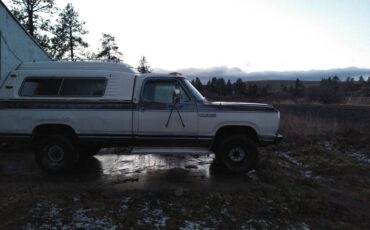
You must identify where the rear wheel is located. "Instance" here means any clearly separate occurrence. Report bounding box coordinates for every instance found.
[215,135,258,173]
[34,135,79,174]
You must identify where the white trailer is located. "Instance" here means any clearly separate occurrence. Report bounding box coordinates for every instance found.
[0,1,50,85]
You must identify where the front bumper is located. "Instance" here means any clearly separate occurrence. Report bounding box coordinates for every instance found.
[259,133,284,146]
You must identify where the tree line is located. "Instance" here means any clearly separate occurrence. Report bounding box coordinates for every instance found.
[8,0,151,73]
[191,76,370,104]
[191,77,307,98]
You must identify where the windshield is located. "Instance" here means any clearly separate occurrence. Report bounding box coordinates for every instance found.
[182,79,206,102]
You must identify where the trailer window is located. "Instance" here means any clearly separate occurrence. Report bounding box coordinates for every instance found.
[20,78,62,96]
[60,79,106,97]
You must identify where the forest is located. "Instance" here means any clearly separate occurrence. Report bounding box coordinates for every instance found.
[191,76,370,104]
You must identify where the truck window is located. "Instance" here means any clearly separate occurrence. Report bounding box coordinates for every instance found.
[60,79,106,97]
[142,80,190,104]
[20,78,62,96]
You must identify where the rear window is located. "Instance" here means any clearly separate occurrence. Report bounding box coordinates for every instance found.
[20,78,106,97]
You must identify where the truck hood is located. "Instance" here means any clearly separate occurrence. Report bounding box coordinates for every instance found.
[201,101,278,113]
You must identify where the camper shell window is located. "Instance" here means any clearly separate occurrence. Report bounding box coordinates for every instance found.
[20,77,107,97]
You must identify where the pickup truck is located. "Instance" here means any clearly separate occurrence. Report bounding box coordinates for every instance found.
[0,61,282,173]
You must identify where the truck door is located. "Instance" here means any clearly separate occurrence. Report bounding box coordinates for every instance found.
[136,78,198,146]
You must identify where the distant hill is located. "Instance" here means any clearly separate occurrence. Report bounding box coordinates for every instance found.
[154,66,370,83]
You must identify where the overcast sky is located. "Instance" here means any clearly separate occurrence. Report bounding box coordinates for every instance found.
[7,0,370,72]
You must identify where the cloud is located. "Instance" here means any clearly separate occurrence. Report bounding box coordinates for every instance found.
[154,66,370,82]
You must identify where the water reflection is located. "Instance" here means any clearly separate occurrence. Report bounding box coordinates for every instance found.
[0,146,250,188]
[96,148,214,179]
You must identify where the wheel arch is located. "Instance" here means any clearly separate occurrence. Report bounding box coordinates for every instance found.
[32,123,78,143]
[210,125,259,152]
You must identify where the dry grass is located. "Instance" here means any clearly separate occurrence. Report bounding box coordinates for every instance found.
[280,114,339,142]
[279,113,369,145]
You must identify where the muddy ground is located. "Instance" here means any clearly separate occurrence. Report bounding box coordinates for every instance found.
[1,105,370,229]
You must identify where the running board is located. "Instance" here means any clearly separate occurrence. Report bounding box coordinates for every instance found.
[130,147,213,155]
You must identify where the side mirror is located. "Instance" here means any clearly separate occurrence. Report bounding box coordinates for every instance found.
[173,89,181,104]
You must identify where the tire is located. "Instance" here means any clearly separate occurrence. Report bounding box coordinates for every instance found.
[34,134,79,174]
[215,135,258,173]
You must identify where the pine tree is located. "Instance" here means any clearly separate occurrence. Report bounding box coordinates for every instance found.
[359,76,365,83]
[226,80,232,95]
[281,84,288,92]
[216,78,226,95]
[234,78,245,95]
[206,80,212,92]
[9,0,57,52]
[209,77,218,92]
[52,3,88,60]
[194,77,203,91]
[333,76,340,82]
[96,33,123,62]
[137,56,152,73]
[294,78,305,97]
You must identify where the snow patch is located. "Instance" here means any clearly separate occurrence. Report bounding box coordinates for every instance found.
[323,141,332,151]
[278,152,314,179]
[180,220,209,230]
[347,151,370,164]
[23,203,117,230]
[120,197,131,211]
[72,209,116,229]
[138,201,169,229]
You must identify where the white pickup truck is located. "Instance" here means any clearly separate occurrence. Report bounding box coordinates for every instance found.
[0,61,282,173]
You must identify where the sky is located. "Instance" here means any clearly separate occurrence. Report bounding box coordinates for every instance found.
[6,0,370,72]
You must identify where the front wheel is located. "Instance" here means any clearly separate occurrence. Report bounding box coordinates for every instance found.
[34,135,79,174]
[215,135,258,173]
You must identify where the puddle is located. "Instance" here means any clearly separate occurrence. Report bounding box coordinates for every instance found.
[96,148,213,176]
[0,146,249,189]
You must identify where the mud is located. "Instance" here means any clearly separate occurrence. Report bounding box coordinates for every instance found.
[0,142,369,229]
